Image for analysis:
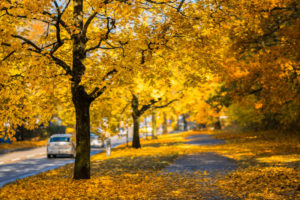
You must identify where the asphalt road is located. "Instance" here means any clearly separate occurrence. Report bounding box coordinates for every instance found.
[0,134,132,187]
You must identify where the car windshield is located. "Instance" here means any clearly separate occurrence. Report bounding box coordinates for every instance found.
[50,137,70,142]
[90,133,98,138]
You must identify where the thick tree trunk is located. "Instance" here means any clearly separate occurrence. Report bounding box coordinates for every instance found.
[72,87,91,179]
[132,114,141,148]
[131,94,141,148]
[163,112,168,134]
[152,109,157,139]
[72,0,91,179]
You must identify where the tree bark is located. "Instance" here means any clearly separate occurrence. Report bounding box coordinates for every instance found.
[72,86,91,179]
[131,94,141,148]
[163,112,168,134]
[152,108,157,139]
[183,114,188,131]
[132,113,141,148]
[214,117,221,130]
[72,0,91,179]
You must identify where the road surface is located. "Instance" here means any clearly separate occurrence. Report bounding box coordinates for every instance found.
[0,134,131,187]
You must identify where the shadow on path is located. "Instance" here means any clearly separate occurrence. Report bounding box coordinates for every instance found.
[163,133,237,199]
[164,152,236,177]
[185,134,224,146]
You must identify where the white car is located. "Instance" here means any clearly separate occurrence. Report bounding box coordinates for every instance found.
[47,134,75,158]
[118,128,127,137]
[90,133,103,148]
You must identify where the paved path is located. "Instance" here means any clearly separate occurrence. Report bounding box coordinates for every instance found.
[163,133,237,199]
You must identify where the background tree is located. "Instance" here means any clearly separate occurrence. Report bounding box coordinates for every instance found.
[211,0,300,130]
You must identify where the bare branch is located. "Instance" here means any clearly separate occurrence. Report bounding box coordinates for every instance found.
[88,69,118,100]
[145,0,166,5]
[11,35,42,53]
[54,0,61,15]
[121,103,130,114]
[83,12,98,38]
[89,86,107,101]
[1,42,11,47]
[62,0,71,14]
[2,50,15,62]
[50,55,72,75]
[85,17,116,52]
[139,98,162,116]
[42,10,71,35]
[2,7,52,24]
[177,0,185,12]
[153,99,179,109]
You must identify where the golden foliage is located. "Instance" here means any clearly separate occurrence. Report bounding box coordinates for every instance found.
[0,130,299,199]
[0,139,47,151]
[218,167,299,200]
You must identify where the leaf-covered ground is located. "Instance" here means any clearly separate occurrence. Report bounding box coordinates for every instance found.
[0,131,299,199]
[0,139,47,153]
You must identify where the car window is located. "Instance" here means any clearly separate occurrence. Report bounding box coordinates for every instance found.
[50,137,70,142]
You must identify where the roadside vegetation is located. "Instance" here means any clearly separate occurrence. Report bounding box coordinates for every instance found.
[0,130,298,199]
[0,138,47,152]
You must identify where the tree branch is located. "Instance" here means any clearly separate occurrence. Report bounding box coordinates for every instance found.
[153,99,179,109]
[50,55,72,75]
[177,0,185,12]
[88,69,118,100]
[83,12,98,38]
[85,17,116,52]
[11,35,42,53]
[138,98,162,116]
[2,50,15,62]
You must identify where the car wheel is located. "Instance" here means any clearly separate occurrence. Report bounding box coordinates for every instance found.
[52,155,56,158]
[47,154,51,158]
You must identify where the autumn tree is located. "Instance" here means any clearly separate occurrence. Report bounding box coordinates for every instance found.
[2,0,217,179]
[210,0,300,130]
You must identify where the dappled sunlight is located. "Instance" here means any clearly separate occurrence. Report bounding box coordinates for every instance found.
[256,154,300,164]
[0,132,225,199]
[0,130,299,199]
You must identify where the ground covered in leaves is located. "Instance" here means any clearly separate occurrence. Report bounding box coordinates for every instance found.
[0,130,299,199]
[0,139,47,153]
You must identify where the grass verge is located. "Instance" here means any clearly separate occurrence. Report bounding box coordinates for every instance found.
[0,139,48,152]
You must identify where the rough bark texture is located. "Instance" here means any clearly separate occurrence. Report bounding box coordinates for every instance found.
[132,114,141,148]
[152,109,157,139]
[131,94,141,148]
[163,112,168,134]
[72,0,91,179]
[72,87,91,179]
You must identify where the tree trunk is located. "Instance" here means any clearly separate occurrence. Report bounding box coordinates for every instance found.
[214,117,221,130]
[176,115,180,131]
[131,94,141,148]
[132,114,141,148]
[72,86,91,179]
[126,120,129,147]
[183,114,188,131]
[163,112,168,134]
[152,109,157,139]
[72,0,91,179]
